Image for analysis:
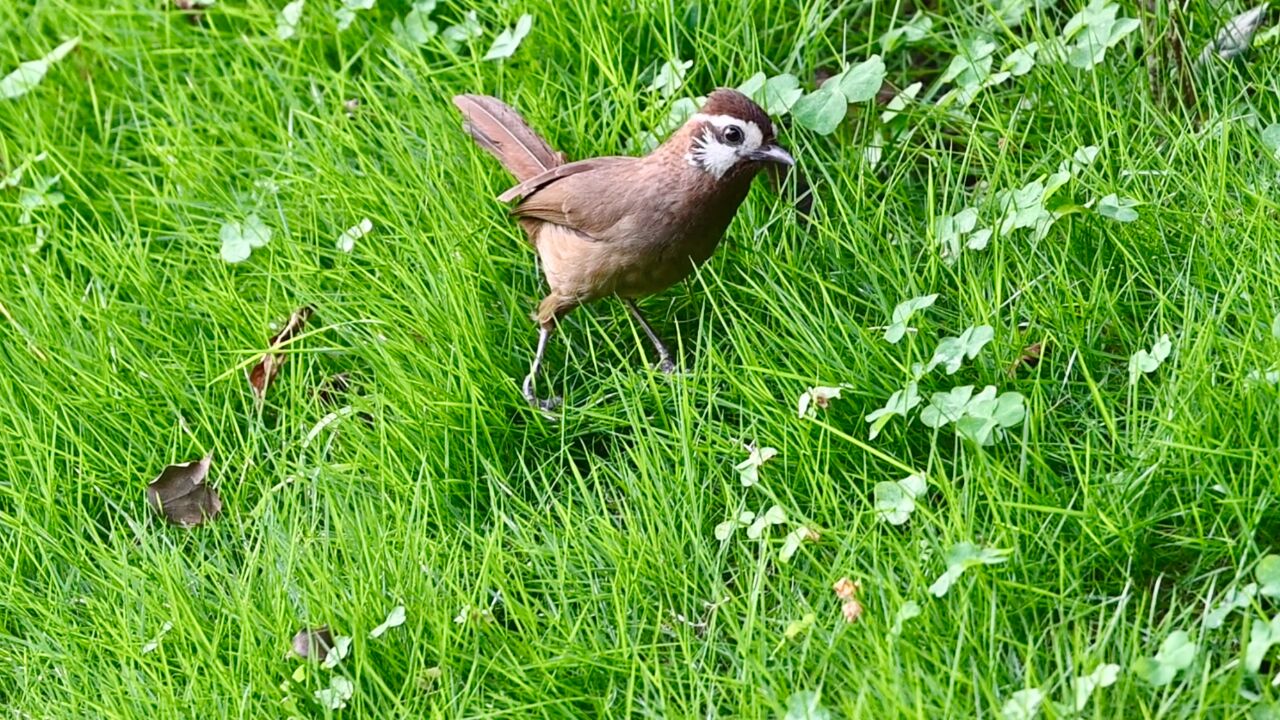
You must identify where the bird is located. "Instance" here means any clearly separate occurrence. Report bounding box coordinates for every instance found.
[452,88,794,410]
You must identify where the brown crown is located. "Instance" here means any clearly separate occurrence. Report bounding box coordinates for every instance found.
[700,88,775,141]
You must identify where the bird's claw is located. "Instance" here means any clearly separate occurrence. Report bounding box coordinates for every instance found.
[522,372,561,415]
[656,357,678,374]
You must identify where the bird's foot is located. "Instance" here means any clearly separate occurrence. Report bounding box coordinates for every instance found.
[656,356,679,374]
[522,373,562,415]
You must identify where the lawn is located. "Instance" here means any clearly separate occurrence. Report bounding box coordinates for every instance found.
[2,0,1280,717]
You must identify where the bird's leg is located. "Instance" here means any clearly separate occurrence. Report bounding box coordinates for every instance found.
[522,321,561,412]
[623,298,677,374]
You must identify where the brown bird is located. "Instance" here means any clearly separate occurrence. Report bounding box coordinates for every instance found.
[453,89,794,409]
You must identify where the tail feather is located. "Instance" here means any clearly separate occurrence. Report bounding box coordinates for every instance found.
[452,94,564,182]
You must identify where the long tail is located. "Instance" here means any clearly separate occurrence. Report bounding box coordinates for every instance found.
[452,94,565,182]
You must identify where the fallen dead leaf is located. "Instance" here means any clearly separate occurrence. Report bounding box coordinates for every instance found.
[832,577,860,600]
[1007,341,1045,376]
[248,307,313,400]
[146,453,220,527]
[841,598,864,623]
[292,626,334,660]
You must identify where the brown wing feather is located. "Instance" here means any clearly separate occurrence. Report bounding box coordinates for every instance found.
[452,95,565,182]
[498,156,635,203]
[508,158,641,242]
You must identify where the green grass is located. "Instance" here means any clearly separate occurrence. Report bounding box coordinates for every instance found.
[3,0,1280,717]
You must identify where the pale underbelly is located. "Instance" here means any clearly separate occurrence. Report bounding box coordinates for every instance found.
[535,222,723,301]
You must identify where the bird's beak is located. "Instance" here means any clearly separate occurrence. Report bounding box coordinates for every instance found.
[747,144,795,166]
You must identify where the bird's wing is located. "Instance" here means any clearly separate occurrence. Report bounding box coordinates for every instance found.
[504,157,639,241]
[498,156,635,203]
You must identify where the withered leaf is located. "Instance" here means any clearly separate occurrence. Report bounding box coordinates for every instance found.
[1007,342,1045,376]
[316,372,351,406]
[292,626,334,660]
[146,453,220,527]
[248,306,313,400]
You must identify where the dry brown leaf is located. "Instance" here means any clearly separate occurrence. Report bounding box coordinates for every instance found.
[292,626,334,660]
[248,307,313,400]
[841,599,864,623]
[832,577,860,600]
[146,453,220,527]
[1007,341,1045,376]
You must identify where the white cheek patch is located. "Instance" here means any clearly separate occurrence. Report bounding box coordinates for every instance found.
[683,114,765,179]
[685,133,739,179]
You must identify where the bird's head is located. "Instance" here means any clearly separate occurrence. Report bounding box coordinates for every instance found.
[679,89,794,181]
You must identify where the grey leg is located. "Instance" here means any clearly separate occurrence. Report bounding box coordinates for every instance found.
[623,299,677,374]
[522,324,561,411]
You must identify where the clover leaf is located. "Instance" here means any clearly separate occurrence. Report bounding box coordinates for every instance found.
[885,293,938,344]
[369,605,406,639]
[321,635,353,669]
[783,612,817,640]
[940,38,997,89]
[778,526,816,563]
[1258,555,1280,597]
[784,690,832,720]
[1264,124,1280,159]
[879,14,932,53]
[955,387,1025,446]
[1059,0,1140,70]
[792,86,847,135]
[830,55,886,103]
[442,11,483,52]
[888,600,921,637]
[881,81,922,123]
[1001,43,1039,76]
[746,505,787,539]
[762,74,804,115]
[276,0,305,40]
[1072,663,1120,711]
[0,37,80,101]
[919,385,975,428]
[740,73,804,116]
[1133,630,1197,686]
[1000,688,1044,720]
[1128,334,1172,383]
[926,325,994,375]
[714,510,755,541]
[219,214,272,263]
[874,473,927,525]
[865,382,921,439]
[337,218,373,253]
[1098,194,1139,222]
[484,14,533,61]
[393,1,438,46]
[997,179,1054,235]
[334,0,374,32]
[648,58,693,97]
[929,542,1012,597]
[1204,583,1257,629]
[1248,614,1280,673]
[734,445,777,487]
[315,675,354,710]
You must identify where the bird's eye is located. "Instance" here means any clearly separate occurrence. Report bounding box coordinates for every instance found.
[723,126,744,145]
